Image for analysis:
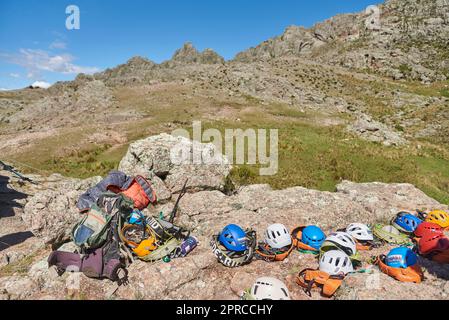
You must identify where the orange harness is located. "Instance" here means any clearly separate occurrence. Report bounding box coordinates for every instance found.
[255,243,293,262]
[296,269,344,298]
[376,255,423,283]
[356,241,373,251]
[291,227,320,254]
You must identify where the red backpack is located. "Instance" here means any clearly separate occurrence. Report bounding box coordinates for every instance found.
[109,176,157,210]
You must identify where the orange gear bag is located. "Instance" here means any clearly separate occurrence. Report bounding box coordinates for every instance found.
[118,176,157,210]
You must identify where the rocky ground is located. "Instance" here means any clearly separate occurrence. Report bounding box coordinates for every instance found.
[1,134,449,300]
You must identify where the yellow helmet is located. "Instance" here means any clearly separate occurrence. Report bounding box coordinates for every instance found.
[133,238,158,257]
[120,223,158,257]
[426,210,449,229]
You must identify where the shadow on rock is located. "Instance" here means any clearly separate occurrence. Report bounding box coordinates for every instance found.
[419,257,449,280]
[0,231,34,251]
[0,174,28,218]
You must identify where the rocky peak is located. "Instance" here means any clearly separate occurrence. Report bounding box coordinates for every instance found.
[126,56,156,68]
[171,42,224,64]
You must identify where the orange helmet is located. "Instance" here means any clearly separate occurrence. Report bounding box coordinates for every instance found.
[425,210,449,229]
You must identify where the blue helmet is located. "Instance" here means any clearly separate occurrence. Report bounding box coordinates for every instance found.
[393,212,423,233]
[218,224,248,252]
[385,247,418,269]
[301,226,325,250]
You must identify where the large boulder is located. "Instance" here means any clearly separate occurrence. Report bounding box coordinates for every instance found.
[336,180,447,222]
[21,175,101,246]
[118,133,232,193]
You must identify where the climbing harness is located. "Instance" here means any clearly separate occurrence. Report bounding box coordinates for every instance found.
[372,224,411,245]
[255,243,293,262]
[297,269,345,298]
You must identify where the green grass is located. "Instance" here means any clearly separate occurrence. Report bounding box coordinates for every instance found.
[44,147,118,179]
[0,250,42,277]
[7,86,449,205]
[441,88,449,98]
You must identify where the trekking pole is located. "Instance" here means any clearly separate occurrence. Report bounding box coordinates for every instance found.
[0,160,37,184]
[169,179,188,223]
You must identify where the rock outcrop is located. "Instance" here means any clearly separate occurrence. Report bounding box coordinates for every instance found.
[347,113,407,146]
[235,0,449,82]
[21,175,101,246]
[118,133,232,193]
[170,42,225,65]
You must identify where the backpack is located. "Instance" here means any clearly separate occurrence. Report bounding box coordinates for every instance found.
[49,197,133,283]
[72,192,133,251]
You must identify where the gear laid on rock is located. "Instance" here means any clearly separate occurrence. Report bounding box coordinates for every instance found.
[376,247,424,283]
[372,224,411,245]
[211,225,257,268]
[242,277,291,300]
[422,210,449,230]
[291,225,325,254]
[255,224,293,261]
[418,233,449,255]
[391,212,423,234]
[345,223,376,251]
[321,232,357,256]
[414,222,443,239]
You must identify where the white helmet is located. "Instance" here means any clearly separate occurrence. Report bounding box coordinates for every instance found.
[346,223,373,241]
[319,250,354,276]
[324,232,357,256]
[264,224,292,249]
[250,277,291,300]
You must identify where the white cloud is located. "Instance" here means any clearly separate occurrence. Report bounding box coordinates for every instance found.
[30,81,51,89]
[0,88,10,91]
[49,40,67,50]
[1,49,99,79]
[9,73,20,78]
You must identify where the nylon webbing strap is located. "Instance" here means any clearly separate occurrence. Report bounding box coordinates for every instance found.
[210,231,256,268]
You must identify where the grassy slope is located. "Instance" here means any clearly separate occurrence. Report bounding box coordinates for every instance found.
[5,80,449,205]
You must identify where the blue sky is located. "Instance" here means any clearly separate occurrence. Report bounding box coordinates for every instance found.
[0,0,382,90]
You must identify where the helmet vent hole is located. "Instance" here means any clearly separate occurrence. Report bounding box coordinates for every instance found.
[281,288,288,297]
[253,285,258,295]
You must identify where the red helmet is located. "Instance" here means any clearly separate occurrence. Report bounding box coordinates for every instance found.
[418,233,449,255]
[414,222,443,238]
